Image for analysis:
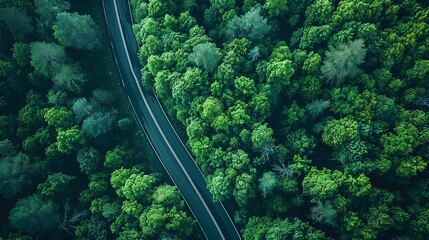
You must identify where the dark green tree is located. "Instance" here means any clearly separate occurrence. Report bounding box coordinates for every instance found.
[77,147,101,175]
[0,7,34,40]
[117,117,134,131]
[9,194,59,236]
[12,42,31,66]
[309,201,338,227]
[34,0,70,26]
[0,139,16,157]
[306,100,330,118]
[37,172,76,198]
[243,216,329,240]
[75,216,108,240]
[0,152,35,198]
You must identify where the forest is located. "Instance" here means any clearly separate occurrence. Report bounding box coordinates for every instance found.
[0,0,198,239]
[0,0,429,239]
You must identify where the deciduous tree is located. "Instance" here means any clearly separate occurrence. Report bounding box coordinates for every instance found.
[44,107,74,129]
[56,126,86,154]
[322,117,359,147]
[104,144,134,169]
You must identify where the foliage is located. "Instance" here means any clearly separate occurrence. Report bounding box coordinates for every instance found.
[56,126,86,154]
[110,167,195,238]
[0,152,35,198]
[54,12,100,50]
[82,111,117,138]
[34,0,70,26]
[117,117,134,130]
[52,64,87,92]
[44,107,74,129]
[322,117,359,147]
[9,194,59,235]
[226,5,271,41]
[0,7,34,40]
[72,97,93,122]
[309,201,338,226]
[37,172,75,198]
[30,42,67,76]
[263,0,288,17]
[2,0,429,239]
[251,124,274,152]
[75,216,108,240]
[243,216,330,240]
[189,43,221,73]
[0,139,16,157]
[77,147,101,175]
[258,171,278,198]
[12,42,31,66]
[104,144,134,169]
[321,39,367,85]
[306,100,330,118]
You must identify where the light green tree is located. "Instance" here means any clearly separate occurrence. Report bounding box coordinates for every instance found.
[44,107,74,129]
[56,126,86,154]
[54,12,101,50]
[53,64,87,92]
[258,171,278,198]
[189,43,221,72]
[322,117,359,147]
[30,42,67,76]
[321,39,367,85]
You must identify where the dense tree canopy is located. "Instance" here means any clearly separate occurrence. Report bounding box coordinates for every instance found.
[129,0,429,239]
[2,0,429,239]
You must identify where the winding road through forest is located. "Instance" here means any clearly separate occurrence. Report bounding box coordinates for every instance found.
[102,0,242,239]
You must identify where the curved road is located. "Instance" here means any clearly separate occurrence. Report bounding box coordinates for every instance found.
[102,0,242,239]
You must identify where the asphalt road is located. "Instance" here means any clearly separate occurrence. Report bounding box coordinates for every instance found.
[102,1,242,239]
